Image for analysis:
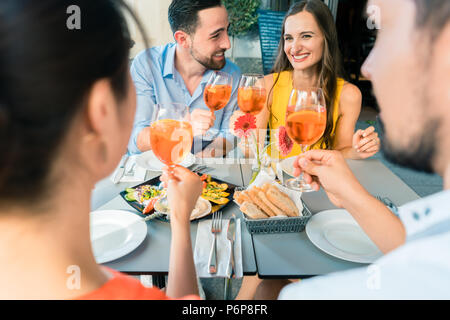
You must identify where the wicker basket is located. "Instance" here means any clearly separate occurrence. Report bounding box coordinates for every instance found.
[236,187,313,234]
[243,201,312,234]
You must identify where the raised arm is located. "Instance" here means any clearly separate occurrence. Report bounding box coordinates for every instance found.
[160,166,202,298]
[332,83,380,159]
[127,53,157,154]
[294,150,406,253]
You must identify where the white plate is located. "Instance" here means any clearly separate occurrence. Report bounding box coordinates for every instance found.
[90,210,147,264]
[279,156,297,177]
[306,209,383,264]
[136,151,195,171]
[154,196,212,221]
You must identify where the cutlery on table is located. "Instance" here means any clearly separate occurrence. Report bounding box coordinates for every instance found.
[226,214,236,279]
[125,162,136,176]
[208,211,223,274]
[113,154,129,184]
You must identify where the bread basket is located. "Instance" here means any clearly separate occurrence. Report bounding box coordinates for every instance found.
[235,186,313,234]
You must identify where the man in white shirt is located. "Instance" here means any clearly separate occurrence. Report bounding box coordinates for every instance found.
[255,0,450,299]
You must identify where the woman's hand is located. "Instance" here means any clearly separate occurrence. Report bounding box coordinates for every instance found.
[352,126,380,159]
[160,165,203,224]
[293,150,367,208]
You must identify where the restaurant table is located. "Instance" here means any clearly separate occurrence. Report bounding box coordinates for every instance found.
[241,159,421,279]
[91,159,257,292]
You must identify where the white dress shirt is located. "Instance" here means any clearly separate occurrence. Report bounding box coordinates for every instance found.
[278,190,450,299]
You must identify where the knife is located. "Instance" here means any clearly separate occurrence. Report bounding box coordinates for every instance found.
[113,154,129,184]
[226,214,236,279]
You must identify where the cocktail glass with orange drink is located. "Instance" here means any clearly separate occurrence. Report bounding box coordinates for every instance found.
[203,71,232,139]
[236,74,267,171]
[149,103,193,172]
[237,74,266,116]
[285,87,326,192]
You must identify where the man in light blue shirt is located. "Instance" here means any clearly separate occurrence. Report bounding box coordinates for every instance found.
[128,0,241,157]
[245,0,450,299]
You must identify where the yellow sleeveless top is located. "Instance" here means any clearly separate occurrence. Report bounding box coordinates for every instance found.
[268,71,345,159]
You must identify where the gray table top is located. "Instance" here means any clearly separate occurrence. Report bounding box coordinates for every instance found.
[241,159,421,278]
[91,161,257,276]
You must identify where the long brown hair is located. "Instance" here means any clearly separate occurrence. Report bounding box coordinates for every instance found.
[269,0,344,149]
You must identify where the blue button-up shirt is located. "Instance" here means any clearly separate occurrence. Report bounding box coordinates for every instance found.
[127,43,241,155]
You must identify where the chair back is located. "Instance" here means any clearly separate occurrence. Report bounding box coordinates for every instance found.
[257,9,286,75]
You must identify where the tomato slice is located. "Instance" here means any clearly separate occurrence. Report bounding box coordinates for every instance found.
[143,198,158,214]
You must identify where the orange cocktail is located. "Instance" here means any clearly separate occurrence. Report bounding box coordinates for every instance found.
[237,87,266,115]
[284,87,327,192]
[285,109,326,146]
[150,119,193,166]
[204,84,232,111]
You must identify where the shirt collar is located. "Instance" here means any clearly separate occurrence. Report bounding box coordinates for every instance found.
[200,69,215,86]
[163,43,177,78]
[399,189,450,239]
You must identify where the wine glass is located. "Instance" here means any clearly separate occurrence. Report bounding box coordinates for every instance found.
[237,74,267,168]
[149,103,193,172]
[284,87,326,192]
[237,74,266,115]
[203,71,232,139]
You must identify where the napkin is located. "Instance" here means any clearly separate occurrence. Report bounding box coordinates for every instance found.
[247,169,304,216]
[194,218,243,278]
[110,155,147,183]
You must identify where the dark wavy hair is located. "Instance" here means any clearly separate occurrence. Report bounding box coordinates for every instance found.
[168,0,223,35]
[269,0,344,150]
[0,0,146,205]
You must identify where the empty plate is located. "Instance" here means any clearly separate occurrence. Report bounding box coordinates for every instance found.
[136,150,195,171]
[90,210,147,264]
[306,209,383,263]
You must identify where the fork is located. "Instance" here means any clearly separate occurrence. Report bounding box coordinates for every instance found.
[125,162,136,176]
[208,211,223,274]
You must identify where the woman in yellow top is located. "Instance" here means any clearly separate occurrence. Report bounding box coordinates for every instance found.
[234,0,380,160]
[235,0,380,300]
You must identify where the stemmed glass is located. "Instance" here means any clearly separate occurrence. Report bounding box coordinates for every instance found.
[149,102,193,172]
[237,74,266,115]
[237,74,267,171]
[149,103,193,208]
[284,87,326,192]
[203,71,232,139]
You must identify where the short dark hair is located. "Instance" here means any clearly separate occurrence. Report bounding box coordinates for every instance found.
[413,0,450,40]
[0,0,146,206]
[168,0,223,35]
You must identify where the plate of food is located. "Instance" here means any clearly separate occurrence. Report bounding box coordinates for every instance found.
[136,150,196,171]
[120,174,237,222]
[153,196,212,221]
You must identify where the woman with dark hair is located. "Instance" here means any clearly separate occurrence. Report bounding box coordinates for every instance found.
[235,0,380,160]
[0,0,200,299]
[235,0,380,299]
